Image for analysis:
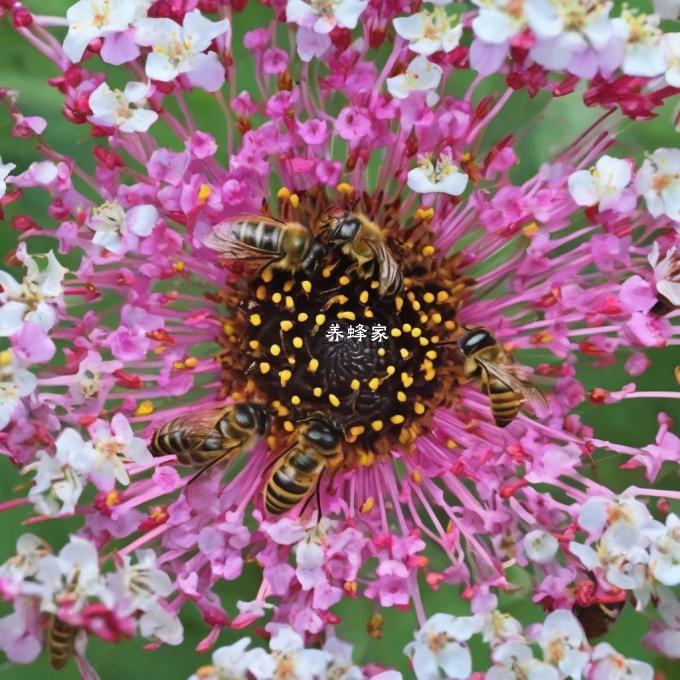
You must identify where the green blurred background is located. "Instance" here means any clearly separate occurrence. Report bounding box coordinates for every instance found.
[0,1,678,677]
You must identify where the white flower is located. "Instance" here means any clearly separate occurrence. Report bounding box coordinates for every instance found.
[589,642,654,680]
[488,641,560,680]
[523,529,559,564]
[88,413,152,490]
[0,350,36,431]
[539,610,589,679]
[635,148,680,222]
[0,246,66,337]
[654,0,680,20]
[387,55,443,101]
[404,613,479,680]
[393,8,463,56]
[408,152,468,196]
[648,242,680,307]
[23,428,96,516]
[577,495,653,538]
[135,10,230,92]
[88,81,158,133]
[479,609,524,646]
[286,0,368,34]
[0,534,51,591]
[663,33,680,87]
[0,157,16,199]
[613,11,666,77]
[63,0,139,63]
[646,513,680,586]
[471,0,527,45]
[188,638,274,680]
[138,600,183,645]
[88,200,158,253]
[568,155,633,212]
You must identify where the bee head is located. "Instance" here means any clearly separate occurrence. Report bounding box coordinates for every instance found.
[326,212,360,245]
[458,328,496,356]
[235,403,271,435]
[300,238,327,276]
[305,418,341,451]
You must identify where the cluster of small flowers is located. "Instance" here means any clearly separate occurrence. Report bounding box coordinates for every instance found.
[0,534,180,667]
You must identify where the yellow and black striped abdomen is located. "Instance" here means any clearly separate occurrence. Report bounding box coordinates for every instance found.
[48,616,77,670]
[235,220,284,254]
[482,369,522,427]
[264,449,322,515]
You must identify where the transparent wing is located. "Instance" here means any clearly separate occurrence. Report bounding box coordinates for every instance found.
[203,215,285,261]
[476,358,548,408]
[367,238,402,295]
[158,406,231,450]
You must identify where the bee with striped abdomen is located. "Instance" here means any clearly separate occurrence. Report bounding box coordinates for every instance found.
[321,211,402,297]
[456,328,546,427]
[150,402,271,470]
[264,418,343,515]
[47,616,78,670]
[203,215,326,276]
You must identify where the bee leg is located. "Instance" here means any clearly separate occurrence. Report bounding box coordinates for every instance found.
[300,467,325,522]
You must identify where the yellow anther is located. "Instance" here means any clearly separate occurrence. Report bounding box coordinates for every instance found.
[270,344,281,356]
[395,296,404,311]
[350,379,361,390]
[424,367,436,381]
[0,350,13,367]
[283,279,295,292]
[411,327,422,338]
[173,260,185,272]
[315,313,326,325]
[446,438,458,450]
[313,386,323,397]
[261,268,273,283]
[172,360,185,370]
[444,320,456,331]
[420,314,429,325]
[105,490,121,507]
[350,425,365,436]
[361,496,375,512]
[377,347,386,356]
[283,420,295,432]
[411,468,423,484]
[423,292,435,304]
[400,348,410,360]
[256,285,267,300]
[337,311,356,321]
[301,280,312,293]
[431,312,442,324]
[197,183,212,205]
[412,300,421,312]
[279,369,292,387]
[291,395,301,406]
[184,356,197,368]
[371,420,384,432]
[259,362,271,374]
[414,207,434,220]
[436,290,450,303]
[336,182,354,195]
[368,377,380,391]
[297,312,309,322]
[401,372,414,388]
[329,393,340,407]
[250,313,262,326]
[364,308,374,318]
[370,280,380,289]
[391,328,402,337]
[421,245,436,256]
[391,414,405,425]
[285,296,295,310]
[292,336,303,349]
[277,405,290,417]
[249,339,260,350]
[522,221,539,237]
[339,275,351,286]
[402,323,412,333]
[426,349,437,360]
[271,292,282,304]
[414,402,426,415]
[289,193,300,208]
[277,187,291,200]
[322,265,334,278]
[359,290,369,304]
[397,391,407,402]
[135,400,154,417]
[385,365,396,376]
[308,358,319,373]
[280,320,293,331]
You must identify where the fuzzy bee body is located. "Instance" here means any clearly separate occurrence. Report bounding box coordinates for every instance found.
[573,600,625,640]
[150,402,271,467]
[204,216,325,276]
[47,616,77,670]
[264,419,343,515]
[457,328,546,427]
[322,211,402,297]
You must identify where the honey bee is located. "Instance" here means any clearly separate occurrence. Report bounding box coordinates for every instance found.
[47,616,77,670]
[322,211,402,296]
[203,215,326,276]
[573,600,626,640]
[264,418,343,515]
[456,328,547,427]
[150,402,271,471]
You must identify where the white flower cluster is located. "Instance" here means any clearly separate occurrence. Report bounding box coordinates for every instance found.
[568,148,680,223]
[0,535,180,665]
[406,603,653,680]
[22,415,152,516]
[570,496,680,608]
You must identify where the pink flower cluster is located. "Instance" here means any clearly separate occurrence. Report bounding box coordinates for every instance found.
[0,0,678,676]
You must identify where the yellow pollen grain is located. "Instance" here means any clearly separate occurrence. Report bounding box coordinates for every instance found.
[289,193,300,208]
[256,285,267,300]
[261,268,273,283]
[411,327,422,338]
[277,404,290,417]
[414,402,426,415]
[197,183,212,204]
[271,292,282,304]
[446,438,458,450]
[436,291,449,303]
[424,368,436,381]
[426,350,437,360]
[431,312,442,324]
[401,372,414,388]
[297,312,309,322]
[361,496,375,512]
[173,260,185,272]
[301,280,312,293]
[418,336,428,346]
[371,420,383,432]
[279,369,292,387]
[423,292,435,304]
[422,245,436,256]
[249,339,260,350]
[359,290,369,304]
[337,311,356,321]
[184,356,197,368]
[322,265,334,278]
[270,344,281,356]
[368,377,380,391]
[350,379,361,390]
[391,414,405,425]
[285,296,295,310]
[291,395,301,406]
[414,207,434,220]
[329,393,340,407]
[283,420,295,432]
[292,336,303,349]
[172,360,185,370]
[308,358,319,373]
[444,320,456,331]
[259,362,271,374]
[370,281,380,289]
[522,221,539,237]
[402,323,412,333]
[400,348,410,360]
[339,275,351,286]
[277,187,291,200]
[419,314,429,325]
[249,313,262,326]
[288,356,296,365]
[336,182,354,195]
[377,347,386,356]
[385,365,396,376]
[135,400,154,417]
[315,313,326,325]
[397,391,407,402]
[313,386,323,397]
[364,308,374,318]
[411,468,423,484]
[395,296,404,311]
[391,328,402,338]
[280,320,293,332]
[350,425,365,436]
[412,300,421,311]
[283,279,295,293]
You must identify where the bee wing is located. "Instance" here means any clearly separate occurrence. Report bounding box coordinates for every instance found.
[366,238,402,295]
[203,215,285,262]
[476,358,548,408]
[158,406,232,450]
